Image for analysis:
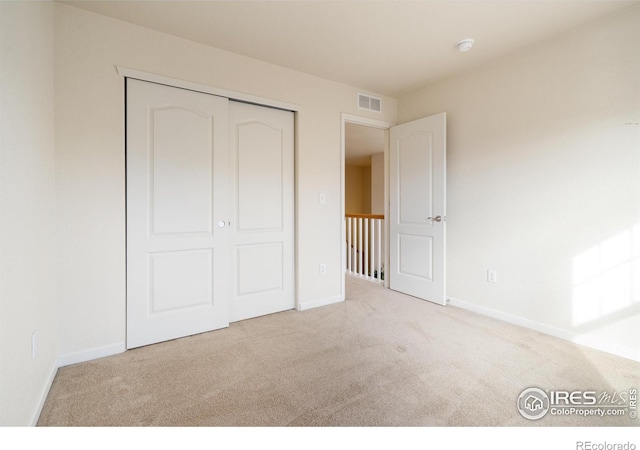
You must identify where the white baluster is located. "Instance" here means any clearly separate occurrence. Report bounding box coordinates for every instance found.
[377,219,382,282]
[351,217,355,274]
[358,218,363,276]
[370,219,375,280]
[364,218,369,278]
[346,217,351,273]
[345,215,385,281]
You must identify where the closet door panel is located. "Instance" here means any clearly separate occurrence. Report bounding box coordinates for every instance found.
[126,79,230,349]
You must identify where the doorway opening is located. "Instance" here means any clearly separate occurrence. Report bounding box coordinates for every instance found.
[341,112,448,306]
[340,114,394,301]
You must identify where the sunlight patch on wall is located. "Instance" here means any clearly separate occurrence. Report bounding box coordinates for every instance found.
[572,224,640,327]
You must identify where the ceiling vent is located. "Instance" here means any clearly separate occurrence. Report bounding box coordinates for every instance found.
[357,93,382,113]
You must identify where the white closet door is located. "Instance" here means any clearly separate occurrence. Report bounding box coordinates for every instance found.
[229,102,295,322]
[126,79,230,349]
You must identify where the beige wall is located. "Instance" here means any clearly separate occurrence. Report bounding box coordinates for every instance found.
[0,2,58,425]
[345,164,372,214]
[54,4,396,361]
[3,0,637,427]
[370,152,384,215]
[398,6,640,359]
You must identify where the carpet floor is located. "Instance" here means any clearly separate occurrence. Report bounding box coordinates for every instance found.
[38,276,640,426]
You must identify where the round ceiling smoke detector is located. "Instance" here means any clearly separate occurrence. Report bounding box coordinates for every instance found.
[456,39,475,52]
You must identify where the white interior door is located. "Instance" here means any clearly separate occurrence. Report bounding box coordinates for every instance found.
[126,79,230,349]
[389,113,446,305]
[229,102,295,322]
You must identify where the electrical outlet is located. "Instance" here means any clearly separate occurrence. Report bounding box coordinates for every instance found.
[487,270,497,284]
[319,263,327,275]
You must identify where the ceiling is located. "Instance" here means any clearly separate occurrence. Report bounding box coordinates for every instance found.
[62,0,638,98]
[62,1,638,163]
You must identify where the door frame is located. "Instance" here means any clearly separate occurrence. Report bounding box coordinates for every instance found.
[117,66,300,112]
[118,66,302,312]
[340,113,395,300]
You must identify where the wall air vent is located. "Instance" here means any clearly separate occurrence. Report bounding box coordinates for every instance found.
[357,93,382,113]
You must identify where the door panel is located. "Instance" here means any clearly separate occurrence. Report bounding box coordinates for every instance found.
[229,102,295,322]
[236,242,283,295]
[126,79,230,349]
[149,249,213,312]
[151,106,214,235]
[398,234,433,281]
[390,113,446,305]
[399,133,433,224]
[236,121,284,231]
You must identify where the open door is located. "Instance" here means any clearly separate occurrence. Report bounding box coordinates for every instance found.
[389,113,446,305]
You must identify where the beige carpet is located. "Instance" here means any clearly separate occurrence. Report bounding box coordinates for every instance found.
[38,276,639,426]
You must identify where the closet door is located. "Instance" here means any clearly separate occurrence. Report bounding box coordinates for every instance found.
[126,79,230,349]
[229,102,295,322]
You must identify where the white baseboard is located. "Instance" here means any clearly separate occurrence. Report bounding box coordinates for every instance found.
[297,295,343,312]
[57,342,126,368]
[27,343,125,426]
[448,297,640,362]
[29,362,58,427]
